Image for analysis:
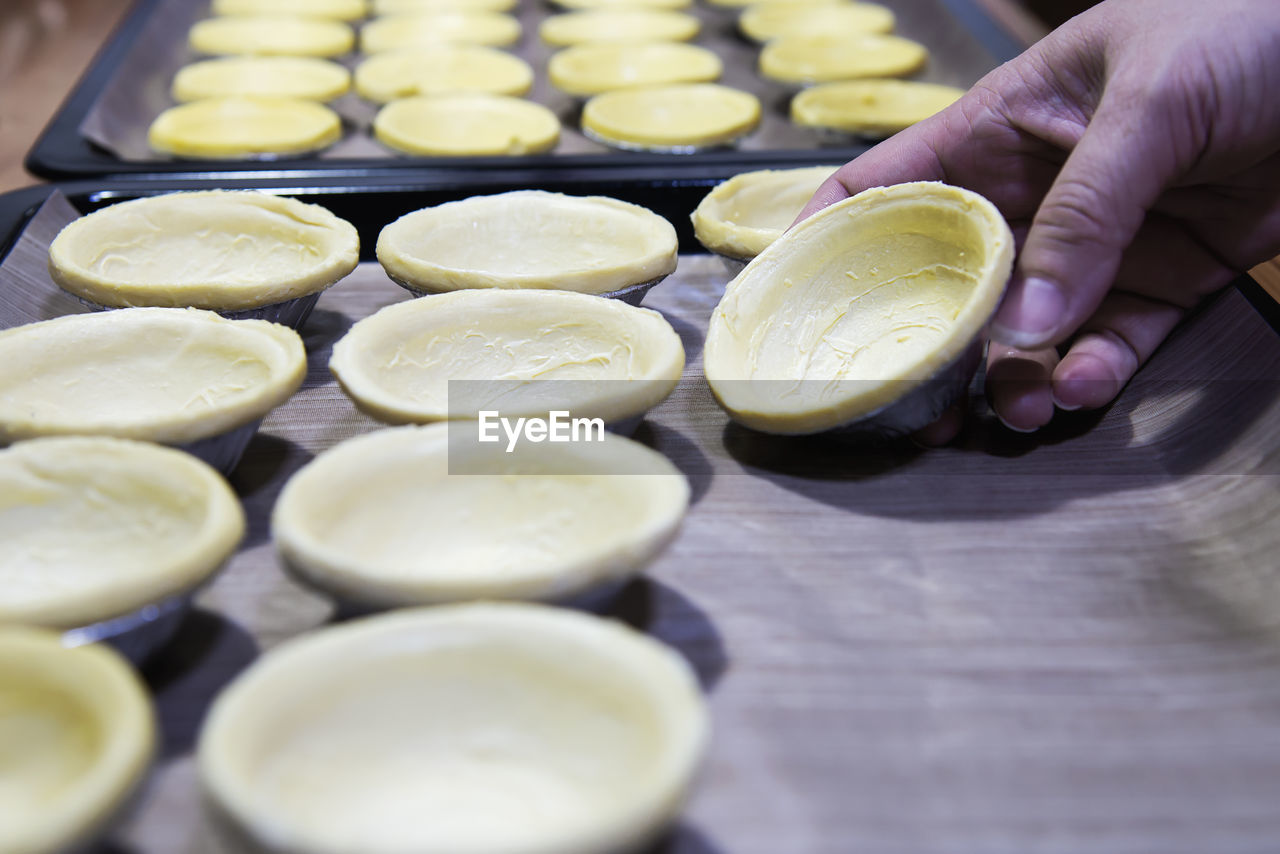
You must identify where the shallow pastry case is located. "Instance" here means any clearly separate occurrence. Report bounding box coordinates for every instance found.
[24,0,1024,178]
[4,174,1280,853]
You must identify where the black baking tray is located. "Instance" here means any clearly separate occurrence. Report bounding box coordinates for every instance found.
[3,175,1277,338]
[25,0,1027,180]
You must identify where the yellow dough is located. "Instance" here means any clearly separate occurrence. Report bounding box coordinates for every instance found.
[0,628,155,854]
[0,438,245,629]
[355,47,533,101]
[199,604,708,853]
[360,12,521,50]
[792,79,965,136]
[691,165,839,260]
[376,190,678,294]
[373,94,559,155]
[189,15,355,56]
[373,0,516,12]
[553,0,692,9]
[171,56,351,102]
[549,42,721,96]
[149,96,342,158]
[760,33,928,84]
[0,308,306,445]
[330,288,685,425]
[703,182,1014,434]
[211,0,368,19]
[539,9,700,45]
[49,191,359,310]
[271,428,690,605]
[740,1,895,42]
[582,83,760,151]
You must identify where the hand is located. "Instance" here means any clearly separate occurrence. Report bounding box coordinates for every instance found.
[798,0,1280,438]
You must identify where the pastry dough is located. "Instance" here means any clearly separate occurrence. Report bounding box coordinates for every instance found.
[704,182,1014,434]
[553,0,692,9]
[0,307,306,445]
[171,56,351,102]
[691,165,838,260]
[0,437,244,628]
[540,9,700,45]
[0,627,154,854]
[549,41,721,96]
[791,79,965,136]
[581,83,760,151]
[189,15,355,56]
[199,603,708,854]
[148,96,342,159]
[329,288,684,424]
[373,94,559,155]
[355,47,533,101]
[48,191,359,310]
[740,1,895,42]
[376,190,677,294]
[211,0,368,19]
[361,11,521,50]
[373,0,516,12]
[760,33,928,84]
[272,427,690,605]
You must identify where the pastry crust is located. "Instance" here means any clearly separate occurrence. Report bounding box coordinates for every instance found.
[373,0,515,12]
[189,15,355,56]
[376,190,677,293]
[539,9,700,45]
[0,437,245,628]
[704,182,1014,434]
[791,79,965,136]
[49,191,359,310]
[0,307,306,444]
[148,96,343,159]
[548,41,721,96]
[553,0,691,9]
[171,56,351,102]
[691,165,838,260]
[211,0,368,19]
[271,426,690,606]
[355,46,533,101]
[373,94,559,155]
[360,11,521,51]
[199,603,708,854]
[740,1,895,42]
[759,33,928,85]
[329,288,685,424]
[0,627,155,854]
[581,83,760,151]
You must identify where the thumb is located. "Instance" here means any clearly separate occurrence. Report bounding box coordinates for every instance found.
[991,91,1177,350]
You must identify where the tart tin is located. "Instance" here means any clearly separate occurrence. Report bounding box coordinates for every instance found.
[62,592,195,665]
[389,270,668,306]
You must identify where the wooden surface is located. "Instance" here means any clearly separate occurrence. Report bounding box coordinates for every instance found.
[5,192,1280,853]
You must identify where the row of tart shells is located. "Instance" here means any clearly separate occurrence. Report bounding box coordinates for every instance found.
[151,0,962,158]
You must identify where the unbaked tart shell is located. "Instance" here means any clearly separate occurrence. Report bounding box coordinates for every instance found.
[691,165,839,261]
[704,181,1014,435]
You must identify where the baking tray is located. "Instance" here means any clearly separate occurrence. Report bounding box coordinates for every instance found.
[24,0,1025,179]
[5,177,1280,854]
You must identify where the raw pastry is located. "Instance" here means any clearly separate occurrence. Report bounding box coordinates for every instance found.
[171,56,351,102]
[582,83,760,151]
[211,0,368,19]
[148,96,342,159]
[760,33,928,85]
[199,603,708,853]
[373,94,559,155]
[189,15,355,56]
[791,79,965,136]
[691,164,838,260]
[360,11,521,51]
[704,182,1015,434]
[540,9,700,45]
[355,46,533,101]
[549,41,721,96]
[740,1,895,42]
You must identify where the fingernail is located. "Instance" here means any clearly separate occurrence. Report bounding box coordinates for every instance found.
[1051,393,1082,411]
[996,413,1039,434]
[990,277,1065,350]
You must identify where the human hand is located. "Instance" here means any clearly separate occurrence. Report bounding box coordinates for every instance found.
[798,0,1280,438]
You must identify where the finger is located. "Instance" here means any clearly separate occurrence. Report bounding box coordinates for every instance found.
[985,344,1059,432]
[1051,292,1185,410]
[991,91,1180,351]
[911,397,966,447]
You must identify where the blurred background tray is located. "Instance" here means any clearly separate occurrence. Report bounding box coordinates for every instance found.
[24,0,1025,179]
